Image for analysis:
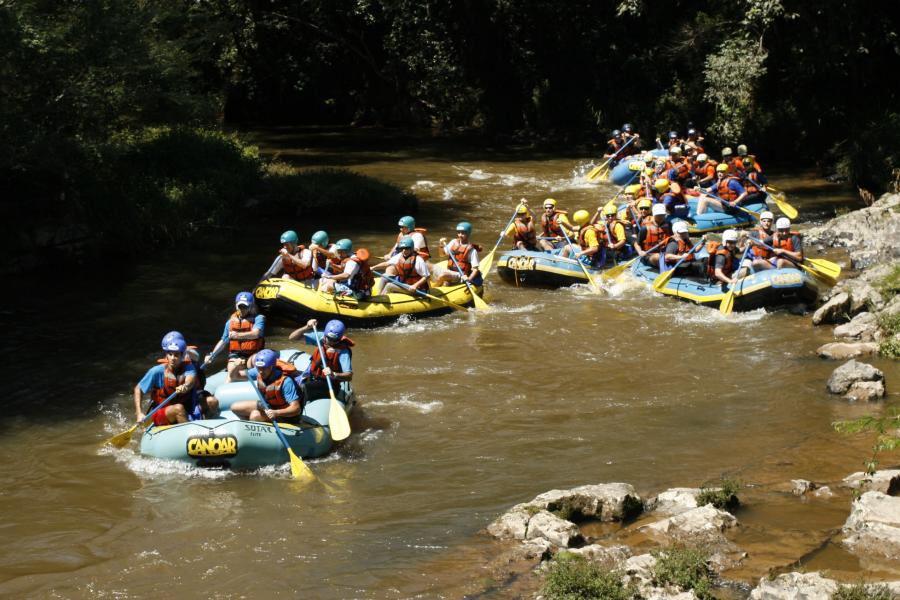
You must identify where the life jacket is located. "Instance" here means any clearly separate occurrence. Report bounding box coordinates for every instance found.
[309,337,354,380]
[228,312,264,355]
[395,228,431,259]
[282,245,314,280]
[668,236,695,262]
[578,225,600,250]
[743,172,762,194]
[603,219,629,245]
[513,218,537,247]
[606,138,622,153]
[706,241,734,278]
[341,255,374,294]
[667,159,691,182]
[641,221,671,251]
[772,230,801,253]
[730,157,746,173]
[541,211,567,237]
[255,367,292,410]
[327,255,344,275]
[716,177,740,202]
[446,241,482,275]
[152,361,193,407]
[750,227,774,259]
[394,252,426,287]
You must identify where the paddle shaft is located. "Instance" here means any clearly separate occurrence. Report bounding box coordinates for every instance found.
[746,237,837,278]
[445,244,486,305]
[701,189,760,218]
[558,224,602,292]
[310,324,340,403]
[486,207,523,264]
[246,373,299,457]
[654,237,706,290]
[371,270,467,311]
[596,135,637,170]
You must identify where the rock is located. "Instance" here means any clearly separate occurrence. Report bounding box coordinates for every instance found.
[812,292,851,325]
[882,294,900,318]
[529,483,643,522]
[844,470,900,495]
[486,505,531,540]
[842,491,900,559]
[565,544,631,566]
[641,505,737,542]
[623,553,657,584]
[525,510,583,548]
[848,282,885,313]
[816,341,879,360]
[645,590,698,600]
[845,380,886,402]
[834,312,881,341]
[791,479,817,495]
[826,359,884,395]
[503,538,553,566]
[646,488,701,516]
[803,193,900,269]
[813,486,833,498]
[749,571,838,599]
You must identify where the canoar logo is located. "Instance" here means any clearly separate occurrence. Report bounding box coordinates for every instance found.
[186,434,238,457]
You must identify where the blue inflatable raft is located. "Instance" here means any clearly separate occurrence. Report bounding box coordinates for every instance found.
[609,149,668,185]
[139,349,354,469]
[496,249,619,288]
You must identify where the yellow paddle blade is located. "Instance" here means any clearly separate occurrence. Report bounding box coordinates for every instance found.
[104,424,138,448]
[328,394,351,441]
[653,268,676,291]
[805,257,841,279]
[586,163,609,181]
[773,194,798,219]
[719,289,736,315]
[602,257,636,280]
[471,290,491,311]
[478,250,496,278]
[288,448,316,483]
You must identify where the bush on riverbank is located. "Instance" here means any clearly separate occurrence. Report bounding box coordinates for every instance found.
[650,546,715,600]
[541,553,636,600]
[696,478,741,511]
[833,582,893,600]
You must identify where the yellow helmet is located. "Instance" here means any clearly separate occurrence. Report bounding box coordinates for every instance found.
[516,204,529,214]
[603,202,618,216]
[543,198,557,208]
[716,163,729,173]
[573,209,590,226]
[637,198,653,209]
[643,167,655,177]
[654,179,670,193]
[625,184,642,196]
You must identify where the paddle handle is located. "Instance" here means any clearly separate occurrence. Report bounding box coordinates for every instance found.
[486,207,523,264]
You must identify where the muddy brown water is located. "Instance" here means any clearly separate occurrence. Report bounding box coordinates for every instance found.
[2,128,899,598]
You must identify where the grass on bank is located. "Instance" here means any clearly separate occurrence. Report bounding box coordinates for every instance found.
[651,546,716,600]
[874,264,900,358]
[833,582,893,600]
[541,553,637,600]
[697,478,741,511]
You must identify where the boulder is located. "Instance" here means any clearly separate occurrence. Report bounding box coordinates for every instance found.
[749,571,838,599]
[842,491,900,559]
[500,537,553,566]
[845,380,886,402]
[813,486,833,498]
[826,359,884,395]
[811,292,851,325]
[843,470,900,495]
[848,282,885,313]
[816,341,878,360]
[803,193,900,268]
[529,483,643,522]
[525,510,583,548]
[565,544,631,566]
[791,479,817,496]
[622,553,657,585]
[882,294,900,318]
[646,488,700,516]
[641,505,737,542]
[833,312,881,341]
[486,505,531,540]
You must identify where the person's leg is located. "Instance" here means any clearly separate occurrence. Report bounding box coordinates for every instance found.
[164,403,188,424]
[230,400,258,420]
[751,258,773,271]
[198,392,219,417]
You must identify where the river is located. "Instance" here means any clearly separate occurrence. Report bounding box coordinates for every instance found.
[2,128,898,598]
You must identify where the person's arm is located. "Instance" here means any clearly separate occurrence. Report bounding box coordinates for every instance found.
[576,230,599,258]
[264,378,301,419]
[465,247,481,282]
[557,214,576,232]
[328,350,353,382]
[295,248,312,269]
[609,223,627,251]
[134,366,161,420]
[411,257,430,290]
[289,319,318,341]
[232,314,264,340]
[133,384,146,422]
[634,227,648,256]
[714,255,735,284]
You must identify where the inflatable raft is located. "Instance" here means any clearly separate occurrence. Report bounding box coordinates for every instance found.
[609,149,668,185]
[496,249,621,288]
[253,277,482,326]
[139,349,354,469]
[680,195,770,234]
[630,259,818,311]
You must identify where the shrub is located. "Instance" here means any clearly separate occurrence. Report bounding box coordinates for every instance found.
[651,546,715,599]
[542,553,637,600]
[833,582,893,600]
[696,478,741,511]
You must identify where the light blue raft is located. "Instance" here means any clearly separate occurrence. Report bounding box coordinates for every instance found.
[609,149,668,185]
[497,249,623,288]
[617,195,770,235]
[139,348,354,470]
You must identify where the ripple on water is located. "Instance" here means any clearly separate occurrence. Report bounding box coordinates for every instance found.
[366,393,444,414]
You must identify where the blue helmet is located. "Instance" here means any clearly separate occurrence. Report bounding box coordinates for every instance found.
[254,349,278,369]
[398,216,415,230]
[668,130,678,139]
[622,123,633,132]
[335,238,352,253]
[611,129,621,137]
[235,291,254,307]
[397,236,415,250]
[280,230,299,245]
[456,221,472,235]
[311,230,329,246]
[162,333,187,354]
[324,319,346,341]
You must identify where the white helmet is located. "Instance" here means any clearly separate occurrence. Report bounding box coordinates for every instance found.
[722,229,738,243]
[697,153,708,162]
[776,217,791,230]
[759,211,774,221]
[672,221,689,234]
[651,203,668,216]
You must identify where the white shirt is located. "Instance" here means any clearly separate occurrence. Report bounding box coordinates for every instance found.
[388,253,430,278]
[448,240,479,269]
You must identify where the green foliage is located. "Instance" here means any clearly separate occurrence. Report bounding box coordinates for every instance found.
[833,582,893,600]
[834,409,900,475]
[875,265,900,300]
[651,546,715,599]
[697,479,741,510]
[704,37,768,142]
[542,553,637,600]
[879,336,900,360]
[832,113,900,192]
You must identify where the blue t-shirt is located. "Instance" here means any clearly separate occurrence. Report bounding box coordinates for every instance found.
[726,179,745,198]
[138,362,197,393]
[221,314,266,342]
[248,367,299,404]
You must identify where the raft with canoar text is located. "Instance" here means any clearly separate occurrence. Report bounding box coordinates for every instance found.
[496,249,612,288]
[139,349,354,469]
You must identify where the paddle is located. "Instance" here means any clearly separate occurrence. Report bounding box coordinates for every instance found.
[586,135,637,181]
[601,237,666,280]
[259,255,284,283]
[653,237,707,291]
[700,190,761,219]
[719,244,753,315]
[761,184,798,219]
[372,270,469,312]
[445,244,489,311]
[247,374,315,482]
[104,349,219,448]
[558,225,603,293]
[746,238,841,282]
[311,323,352,442]
[478,206,521,279]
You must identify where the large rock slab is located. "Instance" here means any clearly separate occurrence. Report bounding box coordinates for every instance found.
[843,470,900,495]
[641,505,737,542]
[842,491,900,559]
[803,192,900,268]
[565,543,631,566]
[826,359,884,395]
[816,341,878,360]
[812,292,851,325]
[646,488,701,516]
[486,504,531,540]
[845,380,886,402]
[833,312,881,342]
[749,571,838,599]
[529,482,643,522]
[525,510,583,548]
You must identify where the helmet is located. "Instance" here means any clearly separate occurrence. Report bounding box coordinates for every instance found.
[235,291,254,307]
[456,221,472,235]
[737,144,748,156]
[612,129,622,137]
[335,238,353,253]
[161,331,186,353]
[397,236,415,250]
[644,153,655,164]
[721,147,733,157]
[311,230,329,246]
[623,123,633,132]
[652,204,668,216]
[625,184,642,196]
[668,131,678,139]
[573,210,590,226]
[760,211,775,221]
[722,229,738,243]
[716,163,729,173]
[254,349,277,369]
[697,153,708,162]
[776,217,791,230]
[516,204,529,215]
[637,198,653,209]
[280,230,299,245]
[654,179,670,193]
[670,146,683,155]
[543,198,557,208]
[687,128,697,136]
[643,167,655,177]
[603,202,618,216]
[672,221,689,234]
[324,319,346,341]
[742,157,754,167]
[398,216,416,230]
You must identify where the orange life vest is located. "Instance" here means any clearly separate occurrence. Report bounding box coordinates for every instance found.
[667,236,695,262]
[228,312,264,355]
[772,230,801,254]
[446,241,481,275]
[513,218,537,247]
[750,227,774,259]
[578,225,600,250]
[706,241,734,278]
[394,252,425,287]
[716,177,740,202]
[309,337,354,380]
[346,255,375,294]
[255,368,292,410]
[743,171,762,194]
[642,221,671,251]
[282,245,314,280]
[152,362,193,407]
[668,159,691,182]
[541,211,567,237]
[396,228,431,259]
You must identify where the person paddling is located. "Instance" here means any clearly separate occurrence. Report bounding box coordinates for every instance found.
[770,218,803,268]
[505,203,538,251]
[230,349,302,425]
[634,204,672,268]
[206,292,265,384]
[433,222,482,287]
[371,236,430,295]
[318,239,374,299]
[384,216,430,260]
[296,319,353,402]
[695,163,749,215]
[561,209,604,268]
[707,229,745,286]
[272,230,317,285]
[599,203,632,261]
[538,198,575,251]
[748,211,776,271]
[663,221,696,276]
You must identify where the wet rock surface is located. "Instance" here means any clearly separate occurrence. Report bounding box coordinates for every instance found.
[816,341,879,360]
[843,470,900,495]
[843,491,900,559]
[804,192,900,269]
[826,359,885,398]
